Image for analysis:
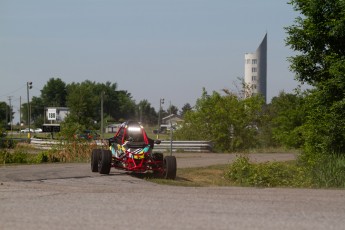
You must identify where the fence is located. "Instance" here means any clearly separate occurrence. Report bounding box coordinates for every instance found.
[29,138,213,152]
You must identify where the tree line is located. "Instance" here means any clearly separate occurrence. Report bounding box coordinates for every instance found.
[0,78,192,131]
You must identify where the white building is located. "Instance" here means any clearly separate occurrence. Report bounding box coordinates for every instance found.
[44,107,69,123]
[244,34,267,103]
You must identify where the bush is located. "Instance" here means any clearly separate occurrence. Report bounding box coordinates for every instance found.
[0,138,17,149]
[0,149,31,164]
[226,155,310,187]
[300,152,345,188]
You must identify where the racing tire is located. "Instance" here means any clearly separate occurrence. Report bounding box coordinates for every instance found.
[98,149,112,174]
[163,156,177,180]
[91,149,100,172]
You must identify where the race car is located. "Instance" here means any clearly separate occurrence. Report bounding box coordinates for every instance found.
[90,121,177,179]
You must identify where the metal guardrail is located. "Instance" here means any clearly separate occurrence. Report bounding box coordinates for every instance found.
[155,141,213,152]
[29,138,213,152]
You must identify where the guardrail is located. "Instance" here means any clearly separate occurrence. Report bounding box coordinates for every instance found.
[155,141,213,152]
[29,138,213,152]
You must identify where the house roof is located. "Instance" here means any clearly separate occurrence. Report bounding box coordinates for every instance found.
[162,114,183,123]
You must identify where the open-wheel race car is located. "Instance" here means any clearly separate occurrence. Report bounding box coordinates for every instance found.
[91,121,177,179]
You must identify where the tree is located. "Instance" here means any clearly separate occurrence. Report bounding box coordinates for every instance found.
[65,81,98,127]
[175,88,265,152]
[285,0,345,154]
[180,103,192,117]
[137,100,157,125]
[0,102,11,128]
[65,80,136,128]
[41,78,67,107]
[31,96,44,128]
[267,91,306,148]
[167,104,179,115]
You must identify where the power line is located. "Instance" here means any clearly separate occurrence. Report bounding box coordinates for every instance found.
[0,83,26,99]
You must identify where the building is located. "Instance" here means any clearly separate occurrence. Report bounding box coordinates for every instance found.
[244,33,267,103]
[44,107,69,123]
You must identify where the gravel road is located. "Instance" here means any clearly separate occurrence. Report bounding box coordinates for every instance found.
[1,152,344,230]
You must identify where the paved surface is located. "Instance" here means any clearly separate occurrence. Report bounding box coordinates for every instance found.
[1,153,345,230]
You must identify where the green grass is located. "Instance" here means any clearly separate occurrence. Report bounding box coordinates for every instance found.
[144,164,235,187]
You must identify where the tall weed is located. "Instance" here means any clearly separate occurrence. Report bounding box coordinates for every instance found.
[309,154,345,188]
[226,155,311,187]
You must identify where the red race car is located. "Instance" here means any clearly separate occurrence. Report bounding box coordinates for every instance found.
[91,121,177,179]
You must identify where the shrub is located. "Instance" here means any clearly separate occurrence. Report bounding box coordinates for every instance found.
[0,149,30,164]
[226,155,311,187]
[300,153,345,188]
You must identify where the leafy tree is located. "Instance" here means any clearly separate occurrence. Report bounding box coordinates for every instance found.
[180,103,192,117]
[0,102,11,128]
[166,104,179,115]
[65,80,136,128]
[137,100,158,125]
[41,78,67,107]
[268,92,306,148]
[65,81,98,127]
[175,88,265,152]
[285,0,345,154]
[30,96,44,128]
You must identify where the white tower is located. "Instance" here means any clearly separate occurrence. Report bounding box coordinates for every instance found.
[244,34,267,103]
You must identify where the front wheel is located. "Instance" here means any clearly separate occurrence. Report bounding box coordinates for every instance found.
[98,149,112,174]
[163,156,177,180]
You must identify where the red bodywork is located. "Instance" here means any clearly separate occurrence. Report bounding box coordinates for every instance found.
[108,121,163,173]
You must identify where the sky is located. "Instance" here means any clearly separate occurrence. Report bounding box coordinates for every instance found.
[1,0,303,123]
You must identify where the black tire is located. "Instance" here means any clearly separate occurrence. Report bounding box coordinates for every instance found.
[98,149,112,174]
[91,149,100,172]
[163,156,177,180]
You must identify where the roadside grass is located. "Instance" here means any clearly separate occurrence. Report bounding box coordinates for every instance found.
[144,164,235,187]
[0,141,93,164]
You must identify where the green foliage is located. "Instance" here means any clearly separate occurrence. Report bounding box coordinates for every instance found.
[268,92,306,148]
[65,80,137,128]
[175,88,265,152]
[0,138,16,149]
[298,152,345,188]
[286,0,345,155]
[0,102,12,127]
[41,77,67,107]
[137,100,158,125]
[0,149,36,164]
[35,151,61,163]
[227,153,345,188]
[226,155,311,187]
[58,120,86,141]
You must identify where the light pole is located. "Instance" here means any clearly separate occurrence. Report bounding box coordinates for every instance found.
[157,98,164,139]
[27,82,32,139]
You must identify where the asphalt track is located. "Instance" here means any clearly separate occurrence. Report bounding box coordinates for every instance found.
[0,153,344,230]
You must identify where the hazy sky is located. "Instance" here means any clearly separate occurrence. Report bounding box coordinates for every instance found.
[1,0,302,123]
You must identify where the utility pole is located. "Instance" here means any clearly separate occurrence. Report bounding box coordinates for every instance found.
[169,101,173,156]
[8,96,12,133]
[157,98,164,139]
[101,91,104,140]
[19,96,22,137]
[27,82,32,139]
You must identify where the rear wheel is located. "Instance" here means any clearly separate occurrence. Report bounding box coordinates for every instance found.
[163,156,177,179]
[91,149,100,172]
[98,149,112,174]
